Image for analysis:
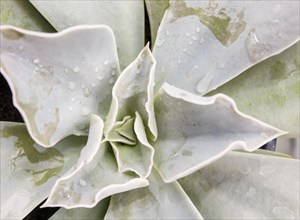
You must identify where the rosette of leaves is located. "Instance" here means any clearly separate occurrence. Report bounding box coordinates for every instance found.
[0,1,299,219]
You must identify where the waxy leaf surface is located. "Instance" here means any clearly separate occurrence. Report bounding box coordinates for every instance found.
[50,197,110,220]
[153,0,299,94]
[43,115,148,209]
[0,25,120,147]
[0,0,54,32]
[153,84,285,182]
[210,42,300,137]
[30,0,144,70]
[105,168,203,220]
[179,151,300,219]
[0,122,84,219]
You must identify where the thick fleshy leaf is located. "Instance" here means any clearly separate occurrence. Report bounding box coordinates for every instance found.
[105,168,203,220]
[0,0,55,32]
[179,151,300,219]
[30,0,144,70]
[153,0,299,94]
[110,112,154,178]
[50,197,110,220]
[0,25,120,147]
[43,115,148,209]
[0,121,84,220]
[145,0,169,46]
[209,42,300,137]
[153,83,285,182]
[105,44,157,140]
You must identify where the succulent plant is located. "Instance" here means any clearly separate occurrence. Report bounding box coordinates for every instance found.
[0,1,299,219]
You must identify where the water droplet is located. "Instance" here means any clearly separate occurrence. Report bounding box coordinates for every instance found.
[199,37,206,44]
[218,62,225,69]
[259,164,275,176]
[97,75,104,80]
[81,106,90,116]
[195,74,213,94]
[185,32,190,37]
[166,30,170,36]
[177,59,182,64]
[111,70,116,76]
[18,45,24,50]
[73,66,80,72]
[246,187,256,197]
[65,68,69,73]
[182,48,187,53]
[156,38,166,47]
[69,106,73,112]
[109,78,115,84]
[94,67,99,72]
[71,97,75,102]
[192,36,198,41]
[68,81,76,90]
[104,59,109,65]
[189,41,193,45]
[195,27,201,33]
[79,179,87,186]
[209,0,218,8]
[91,83,96,87]
[82,87,91,97]
[136,69,141,74]
[246,29,272,63]
[32,58,40,64]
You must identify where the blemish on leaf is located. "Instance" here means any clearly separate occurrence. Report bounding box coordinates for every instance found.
[0,125,64,186]
[2,29,24,40]
[269,60,287,80]
[182,149,193,156]
[167,1,246,46]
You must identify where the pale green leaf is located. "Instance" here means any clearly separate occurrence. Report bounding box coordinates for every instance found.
[0,122,84,219]
[179,151,300,219]
[43,115,148,209]
[0,0,55,32]
[109,112,154,178]
[153,83,285,182]
[0,25,120,147]
[50,197,110,220]
[105,44,157,141]
[105,168,203,220]
[153,0,299,95]
[30,0,144,70]
[209,42,300,137]
[145,0,169,46]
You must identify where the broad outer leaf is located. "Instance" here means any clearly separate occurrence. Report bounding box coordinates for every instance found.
[145,0,169,46]
[0,0,55,32]
[105,44,157,141]
[50,197,110,220]
[153,0,299,95]
[30,0,144,70]
[179,151,300,219]
[105,168,203,220]
[210,42,300,137]
[0,25,120,147]
[43,115,148,209]
[154,83,285,182]
[0,122,84,220]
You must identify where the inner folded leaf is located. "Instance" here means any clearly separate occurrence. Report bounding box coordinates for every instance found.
[107,112,154,178]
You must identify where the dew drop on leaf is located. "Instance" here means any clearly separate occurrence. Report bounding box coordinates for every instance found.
[73,66,80,72]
